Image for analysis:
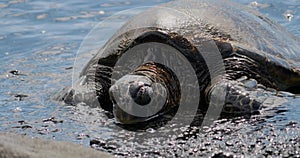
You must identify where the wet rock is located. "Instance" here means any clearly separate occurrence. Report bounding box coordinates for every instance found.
[51,129,59,132]
[248,1,270,9]
[14,94,28,101]
[277,91,295,98]
[42,117,63,124]
[76,133,90,140]
[9,70,27,76]
[285,121,297,127]
[257,84,266,90]
[65,66,73,70]
[13,107,22,112]
[283,10,294,22]
[9,70,20,75]
[90,139,106,147]
[266,87,277,94]
[17,120,26,125]
[225,141,234,146]
[0,132,113,158]
[244,79,257,90]
[37,127,49,135]
[12,125,33,129]
[236,76,247,82]
[211,151,234,158]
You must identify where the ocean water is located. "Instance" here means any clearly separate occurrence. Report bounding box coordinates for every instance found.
[0,0,300,157]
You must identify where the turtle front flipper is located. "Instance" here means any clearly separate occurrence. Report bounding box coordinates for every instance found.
[205,76,291,118]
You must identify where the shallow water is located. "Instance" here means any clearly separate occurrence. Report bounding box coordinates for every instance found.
[1,0,300,157]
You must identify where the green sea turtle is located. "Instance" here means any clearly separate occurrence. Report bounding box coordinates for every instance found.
[58,0,300,125]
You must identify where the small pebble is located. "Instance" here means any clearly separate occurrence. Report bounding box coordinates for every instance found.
[225,141,234,146]
[98,10,105,14]
[249,1,258,7]
[12,125,32,129]
[266,87,277,93]
[285,121,297,127]
[244,79,257,90]
[146,128,156,133]
[283,10,294,22]
[51,129,59,132]
[90,139,106,147]
[36,14,47,20]
[9,70,19,75]
[13,107,22,112]
[257,84,266,90]
[76,133,90,140]
[15,94,28,101]
[17,120,26,124]
[249,1,270,8]
[21,125,33,129]
[285,13,293,21]
[42,117,63,124]
[9,70,26,76]
[237,76,247,82]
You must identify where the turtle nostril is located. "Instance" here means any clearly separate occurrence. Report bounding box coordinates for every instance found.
[129,82,153,105]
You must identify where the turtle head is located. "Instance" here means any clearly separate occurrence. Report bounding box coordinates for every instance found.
[109,74,167,124]
[109,62,180,125]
